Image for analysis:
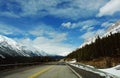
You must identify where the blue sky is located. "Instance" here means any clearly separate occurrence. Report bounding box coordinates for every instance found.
[0,0,120,56]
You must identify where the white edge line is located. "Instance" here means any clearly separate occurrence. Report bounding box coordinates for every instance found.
[67,65,82,78]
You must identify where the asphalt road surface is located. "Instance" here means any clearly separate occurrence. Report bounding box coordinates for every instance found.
[0,65,78,78]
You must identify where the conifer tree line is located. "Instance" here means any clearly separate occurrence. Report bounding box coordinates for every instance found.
[67,32,120,62]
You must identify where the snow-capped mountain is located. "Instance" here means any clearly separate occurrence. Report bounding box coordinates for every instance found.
[79,35,98,48]
[103,20,120,37]
[80,20,120,48]
[0,35,47,58]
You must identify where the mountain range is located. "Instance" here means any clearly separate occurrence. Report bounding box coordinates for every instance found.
[0,35,47,58]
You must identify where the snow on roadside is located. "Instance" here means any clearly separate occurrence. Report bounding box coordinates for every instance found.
[99,65,120,77]
[67,59,76,63]
[69,63,118,78]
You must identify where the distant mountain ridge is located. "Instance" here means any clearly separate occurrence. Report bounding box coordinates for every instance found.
[0,35,48,58]
[80,20,120,48]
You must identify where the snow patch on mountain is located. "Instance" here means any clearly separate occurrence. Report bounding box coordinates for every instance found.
[79,20,120,48]
[79,35,98,48]
[0,35,21,51]
[0,35,48,57]
[103,24,120,37]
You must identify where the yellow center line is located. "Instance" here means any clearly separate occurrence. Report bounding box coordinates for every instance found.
[28,66,53,78]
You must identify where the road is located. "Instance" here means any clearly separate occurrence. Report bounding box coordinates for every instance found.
[0,65,78,78]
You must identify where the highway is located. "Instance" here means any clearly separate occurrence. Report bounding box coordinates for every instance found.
[0,63,115,78]
[0,65,78,78]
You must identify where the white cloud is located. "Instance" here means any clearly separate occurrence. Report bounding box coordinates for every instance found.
[61,20,99,31]
[61,22,71,28]
[0,0,108,19]
[80,31,95,40]
[61,22,76,29]
[29,24,52,36]
[0,12,20,18]
[33,36,74,56]
[79,20,99,31]
[48,0,108,19]
[101,22,113,28]
[0,23,23,35]
[21,24,75,56]
[97,0,120,17]
[29,24,67,42]
[17,36,75,56]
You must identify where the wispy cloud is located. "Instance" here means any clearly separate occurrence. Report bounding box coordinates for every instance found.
[0,12,20,18]
[0,0,108,19]
[101,22,113,28]
[61,20,105,41]
[97,0,120,17]
[0,22,23,35]
[16,23,75,56]
[29,23,67,42]
[61,22,76,29]
[29,24,53,36]
[48,0,108,19]
[80,31,95,40]
[61,20,100,31]
[79,20,99,31]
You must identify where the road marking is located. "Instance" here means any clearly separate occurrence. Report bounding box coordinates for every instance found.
[28,66,53,78]
[67,65,82,78]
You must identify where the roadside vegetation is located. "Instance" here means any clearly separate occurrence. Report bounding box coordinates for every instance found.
[66,33,120,68]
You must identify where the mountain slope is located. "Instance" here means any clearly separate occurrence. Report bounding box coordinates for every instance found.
[80,20,120,48]
[0,35,47,58]
[103,20,120,37]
